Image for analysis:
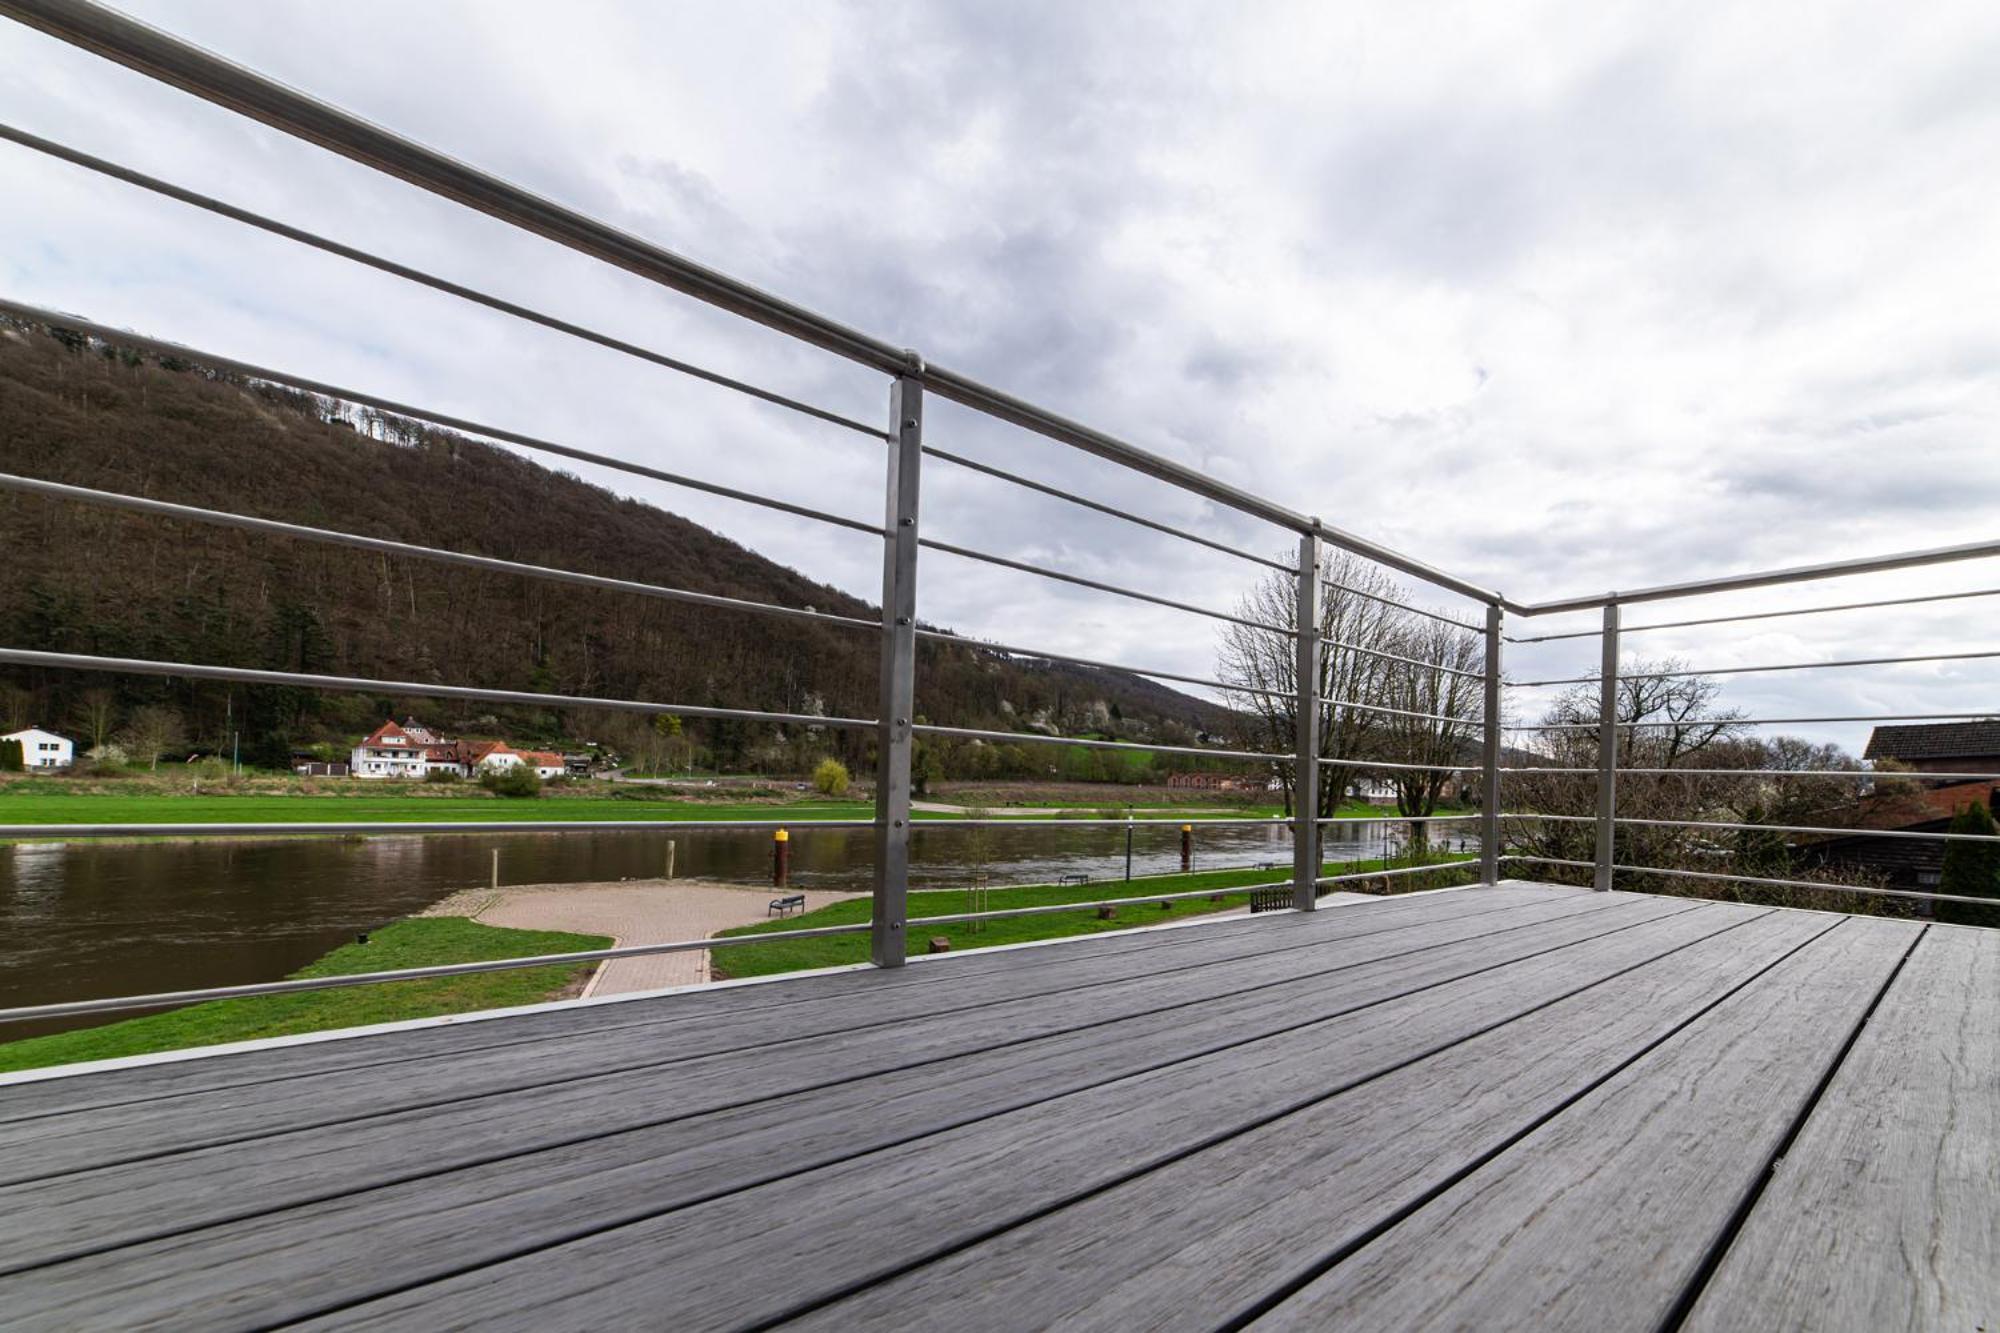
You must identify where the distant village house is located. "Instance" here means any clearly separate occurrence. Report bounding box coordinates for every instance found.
[348,719,569,781]
[3,726,74,769]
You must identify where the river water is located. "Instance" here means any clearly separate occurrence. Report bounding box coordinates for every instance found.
[0,819,1470,1039]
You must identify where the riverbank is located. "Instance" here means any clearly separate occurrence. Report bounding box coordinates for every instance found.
[0,917,611,1074]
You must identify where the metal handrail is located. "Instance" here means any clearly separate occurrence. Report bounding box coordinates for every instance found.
[908,880,1287,927]
[0,648,875,731]
[0,297,883,536]
[1602,862,1999,909]
[0,121,887,439]
[1317,814,1480,825]
[0,472,880,633]
[0,920,877,1025]
[1316,860,1478,886]
[1326,636,1485,680]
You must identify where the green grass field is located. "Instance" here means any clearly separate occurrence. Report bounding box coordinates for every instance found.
[713,853,1479,979]
[0,791,877,830]
[0,917,611,1074]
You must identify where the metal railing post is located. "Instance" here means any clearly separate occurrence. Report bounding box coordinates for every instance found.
[1293,529,1322,910]
[1593,600,1620,891]
[872,366,924,966]
[1479,603,1502,884]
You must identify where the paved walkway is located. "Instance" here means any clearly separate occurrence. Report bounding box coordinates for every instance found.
[425,880,860,994]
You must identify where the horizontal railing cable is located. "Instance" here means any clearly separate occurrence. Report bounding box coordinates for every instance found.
[915,816,1289,827]
[919,537,1283,632]
[1506,582,2000,643]
[0,122,886,439]
[1498,853,1597,872]
[1326,636,1484,680]
[0,0,1516,610]
[1317,813,1481,825]
[0,921,876,1025]
[913,628,1295,700]
[1507,710,2000,731]
[1315,860,1478,887]
[1328,582,1485,633]
[1600,861,1997,909]
[907,880,1291,927]
[0,472,879,632]
[0,297,882,536]
[910,723,1289,764]
[921,444,1288,572]
[0,647,876,731]
[1327,698,1485,727]
[1497,764,2000,781]
[1510,645,2000,688]
[1507,812,2000,845]
[1323,757,1476,772]
[0,818,876,839]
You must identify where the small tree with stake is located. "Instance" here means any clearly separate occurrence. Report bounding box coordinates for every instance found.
[1937,800,2000,929]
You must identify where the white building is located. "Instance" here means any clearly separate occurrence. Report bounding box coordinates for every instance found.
[4,727,74,770]
[349,720,429,780]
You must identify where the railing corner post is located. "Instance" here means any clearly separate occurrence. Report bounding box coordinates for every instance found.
[1593,600,1621,891]
[872,371,923,966]
[1479,603,1502,885]
[1293,530,1322,911]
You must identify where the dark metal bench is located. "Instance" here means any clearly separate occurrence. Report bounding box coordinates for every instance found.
[1056,873,1091,886]
[767,893,807,917]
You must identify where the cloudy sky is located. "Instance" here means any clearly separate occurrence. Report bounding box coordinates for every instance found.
[5,1,2000,755]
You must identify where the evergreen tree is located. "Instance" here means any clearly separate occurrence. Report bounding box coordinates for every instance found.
[1936,800,2000,929]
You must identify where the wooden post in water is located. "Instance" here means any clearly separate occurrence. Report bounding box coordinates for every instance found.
[490,847,499,892]
[665,840,676,880]
[1180,823,1193,872]
[773,827,790,888]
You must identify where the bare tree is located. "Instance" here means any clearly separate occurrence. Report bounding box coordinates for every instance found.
[118,704,186,772]
[70,688,118,752]
[1218,552,1481,824]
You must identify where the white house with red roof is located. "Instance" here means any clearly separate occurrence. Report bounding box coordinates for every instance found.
[349,720,430,779]
[351,719,569,781]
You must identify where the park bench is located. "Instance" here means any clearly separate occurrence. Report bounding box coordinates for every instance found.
[1056,872,1091,885]
[1248,886,1293,913]
[767,892,806,917]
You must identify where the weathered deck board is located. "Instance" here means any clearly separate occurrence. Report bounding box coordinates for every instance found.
[0,900,1701,1324]
[1684,924,2000,1332]
[0,883,1989,1332]
[0,889,1607,1187]
[1246,916,1921,1331]
[0,892,1657,1276]
[781,908,1834,1331]
[278,905,1752,1331]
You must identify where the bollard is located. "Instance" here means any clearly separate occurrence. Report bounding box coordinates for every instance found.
[490,847,499,892]
[1180,823,1193,872]
[665,840,677,880]
[773,827,790,888]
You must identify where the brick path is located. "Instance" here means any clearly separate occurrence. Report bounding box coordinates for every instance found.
[459,880,860,995]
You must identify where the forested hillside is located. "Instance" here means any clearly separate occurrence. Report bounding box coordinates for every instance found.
[0,318,1238,778]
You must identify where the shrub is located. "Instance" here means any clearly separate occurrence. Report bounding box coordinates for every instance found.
[1937,800,2000,928]
[479,764,541,798]
[423,768,461,784]
[192,756,229,781]
[812,757,851,797]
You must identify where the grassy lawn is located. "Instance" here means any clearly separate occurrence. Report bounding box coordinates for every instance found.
[713,852,1478,979]
[0,917,610,1074]
[0,790,877,830]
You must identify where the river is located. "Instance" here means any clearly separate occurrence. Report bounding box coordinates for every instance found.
[0,818,1472,1039]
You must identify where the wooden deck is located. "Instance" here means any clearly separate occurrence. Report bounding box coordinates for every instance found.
[0,880,1992,1330]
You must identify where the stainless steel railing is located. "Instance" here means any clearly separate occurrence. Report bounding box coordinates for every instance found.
[0,0,1500,1025]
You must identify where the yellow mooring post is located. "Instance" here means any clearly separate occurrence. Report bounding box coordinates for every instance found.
[1181,823,1193,872]
[773,827,791,888]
